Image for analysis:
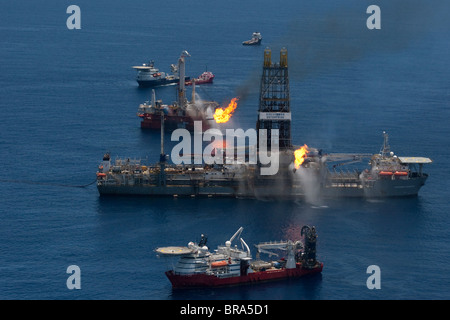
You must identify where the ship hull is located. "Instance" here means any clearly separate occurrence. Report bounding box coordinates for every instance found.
[323,175,428,198]
[165,263,323,288]
[97,176,427,198]
[140,115,212,131]
[185,79,213,86]
[137,76,190,88]
[242,39,262,46]
[97,184,238,197]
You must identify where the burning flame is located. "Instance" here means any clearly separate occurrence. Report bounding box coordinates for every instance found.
[213,97,239,123]
[294,144,309,169]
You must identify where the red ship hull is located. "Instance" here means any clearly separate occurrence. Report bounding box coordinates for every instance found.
[185,78,214,86]
[185,72,215,86]
[166,263,323,288]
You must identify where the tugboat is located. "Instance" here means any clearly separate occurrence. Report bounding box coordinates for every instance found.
[185,71,215,86]
[242,32,262,45]
[155,226,323,288]
[132,60,190,87]
[137,51,219,132]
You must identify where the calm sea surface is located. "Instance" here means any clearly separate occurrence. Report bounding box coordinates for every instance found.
[1,0,449,300]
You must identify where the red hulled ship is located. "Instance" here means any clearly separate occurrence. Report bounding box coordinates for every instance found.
[185,71,215,86]
[137,51,219,132]
[137,90,216,131]
[156,226,323,288]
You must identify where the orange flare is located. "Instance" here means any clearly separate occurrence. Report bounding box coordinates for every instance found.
[213,97,239,123]
[294,144,309,169]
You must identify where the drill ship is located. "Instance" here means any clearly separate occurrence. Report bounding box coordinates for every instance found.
[97,48,432,199]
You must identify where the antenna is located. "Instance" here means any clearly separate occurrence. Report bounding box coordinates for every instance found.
[380,131,390,157]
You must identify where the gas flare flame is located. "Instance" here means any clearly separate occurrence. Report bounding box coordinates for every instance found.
[294,144,309,169]
[213,97,239,123]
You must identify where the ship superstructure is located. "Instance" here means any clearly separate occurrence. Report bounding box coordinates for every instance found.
[322,132,432,197]
[155,225,323,288]
[97,48,432,199]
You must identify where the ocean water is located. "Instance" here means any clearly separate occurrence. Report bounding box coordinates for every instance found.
[1,0,449,300]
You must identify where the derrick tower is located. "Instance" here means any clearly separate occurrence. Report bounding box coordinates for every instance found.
[256,47,292,151]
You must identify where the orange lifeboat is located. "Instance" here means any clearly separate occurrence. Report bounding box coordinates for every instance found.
[96,172,106,178]
[394,171,408,176]
[211,260,228,268]
[379,171,393,176]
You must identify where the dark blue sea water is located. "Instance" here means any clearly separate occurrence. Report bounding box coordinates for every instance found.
[1,0,449,300]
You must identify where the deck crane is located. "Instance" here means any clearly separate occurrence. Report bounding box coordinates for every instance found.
[254,225,319,269]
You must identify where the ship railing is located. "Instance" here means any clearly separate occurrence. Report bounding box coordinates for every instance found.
[114,158,142,166]
[327,170,360,181]
[256,240,290,246]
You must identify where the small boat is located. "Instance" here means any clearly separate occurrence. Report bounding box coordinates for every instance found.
[185,71,215,85]
[242,32,262,45]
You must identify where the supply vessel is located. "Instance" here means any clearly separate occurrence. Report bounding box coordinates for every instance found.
[97,48,432,199]
[242,32,262,45]
[132,58,190,88]
[155,225,322,288]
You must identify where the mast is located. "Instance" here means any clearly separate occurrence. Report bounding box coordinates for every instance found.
[380,131,391,157]
[177,50,190,109]
[160,111,164,158]
[159,109,166,186]
[191,79,196,104]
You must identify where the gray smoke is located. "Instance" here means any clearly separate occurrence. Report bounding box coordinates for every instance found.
[290,163,322,206]
[234,0,449,96]
[274,0,449,81]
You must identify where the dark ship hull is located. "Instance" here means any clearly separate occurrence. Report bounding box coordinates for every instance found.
[139,113,212,131]
[137,76,190,88]
[97,169,428,199]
